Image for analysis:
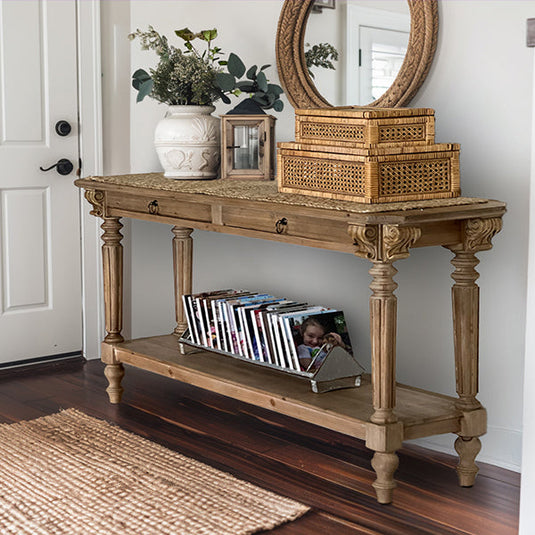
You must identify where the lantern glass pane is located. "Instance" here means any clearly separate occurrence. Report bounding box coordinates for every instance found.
[233,125,259,170]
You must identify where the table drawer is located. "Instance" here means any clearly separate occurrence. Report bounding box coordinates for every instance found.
[222,206,351,245]
[106,191,212,223]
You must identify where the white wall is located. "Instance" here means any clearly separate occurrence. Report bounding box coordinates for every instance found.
[519,39,535,535]
[102,0,533,472]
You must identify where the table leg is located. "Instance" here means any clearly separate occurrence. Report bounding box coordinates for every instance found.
[367,260,403,504]
[172,227,193,336]
[100,216,124,403]
[448,247,486,486]
[350,224,420,504]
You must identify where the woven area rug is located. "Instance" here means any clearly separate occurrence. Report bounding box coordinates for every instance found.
[0,409,309,534]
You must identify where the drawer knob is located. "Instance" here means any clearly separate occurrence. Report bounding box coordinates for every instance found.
[148,200,159,214]
[275,217,288,234]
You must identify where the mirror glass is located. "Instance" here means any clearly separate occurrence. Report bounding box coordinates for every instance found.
[304,0,410,106]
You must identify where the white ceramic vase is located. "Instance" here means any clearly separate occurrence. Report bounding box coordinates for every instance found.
[154,105,220,179]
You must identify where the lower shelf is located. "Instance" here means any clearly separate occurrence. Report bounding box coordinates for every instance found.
[111,334,462,441]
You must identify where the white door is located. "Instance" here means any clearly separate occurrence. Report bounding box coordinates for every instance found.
[0,0,82,364]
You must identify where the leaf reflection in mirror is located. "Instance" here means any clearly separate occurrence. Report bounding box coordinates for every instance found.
[305,42,339,79]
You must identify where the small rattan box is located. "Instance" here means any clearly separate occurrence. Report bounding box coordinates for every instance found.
[277,141,460,204]
[295,106,435,148]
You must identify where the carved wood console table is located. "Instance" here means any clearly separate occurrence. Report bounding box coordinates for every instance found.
[75,173,505,504]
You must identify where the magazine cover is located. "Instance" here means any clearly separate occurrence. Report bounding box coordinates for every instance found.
[183,290,235,346]
[277,306,328,370]
[223,293,274,355]
[239,297,284,362]
[285,310,353,372]
[207,290,250,350]
[194,289,235,347]
[263,302,308,368]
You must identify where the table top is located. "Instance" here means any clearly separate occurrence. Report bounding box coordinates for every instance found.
[75,173,506,226]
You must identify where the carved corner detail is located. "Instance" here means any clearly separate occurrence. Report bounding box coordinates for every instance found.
[383,226,421,262]
[84,189,105,217]
[349,225,380,260]
[349,224,421,262]
[464,218,503,252]
[447,217,503,253]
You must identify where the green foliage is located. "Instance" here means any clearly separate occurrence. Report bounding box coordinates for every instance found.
[129,26,226,106]
[304,42,339,79]
[129,26,284,111]
[214,53,284,112]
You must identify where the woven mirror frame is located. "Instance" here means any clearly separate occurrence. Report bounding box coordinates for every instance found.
[276,0,439,109]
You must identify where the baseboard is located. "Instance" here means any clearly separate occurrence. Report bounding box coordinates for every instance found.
[0,352,86,377]
[407,425,522,473]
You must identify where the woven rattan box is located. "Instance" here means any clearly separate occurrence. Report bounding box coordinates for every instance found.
[279,107,460,204]
[294,106,435,148]
[277,141,460,204]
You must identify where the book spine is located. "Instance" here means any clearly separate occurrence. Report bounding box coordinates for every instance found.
[270,313,286,368]
[237,307,249,357]
[202,298,214,348]
[189,297,202,345]
[282,316,301,370]
[250,310,264,362]
[212,300,222,350]
[259,311,273,364]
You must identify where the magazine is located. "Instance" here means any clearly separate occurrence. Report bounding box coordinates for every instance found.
[284,309,353,372]
[277,306,328,370]
[223,294,274,355]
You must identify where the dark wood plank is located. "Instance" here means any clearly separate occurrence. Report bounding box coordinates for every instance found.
[0,359,520,535]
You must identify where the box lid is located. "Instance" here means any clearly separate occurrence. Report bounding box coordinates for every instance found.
[294,106,435,119]
[277,141,459,157]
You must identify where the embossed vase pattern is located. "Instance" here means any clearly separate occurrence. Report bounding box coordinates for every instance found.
[154,105,220,179]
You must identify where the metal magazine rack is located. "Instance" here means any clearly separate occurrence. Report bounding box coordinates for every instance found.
[179,330,365,393]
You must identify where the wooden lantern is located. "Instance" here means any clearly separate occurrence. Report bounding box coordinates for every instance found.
[221,114,276,180]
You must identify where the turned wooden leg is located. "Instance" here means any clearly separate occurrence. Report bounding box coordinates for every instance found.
[455,436,482,487]
[101,217,124,344]
[350,224,420,504]
[367,260,403,504]
[450,250,481,412]
[104,363,125,404]
[100,217,125,404]
[371,452,399,504]
[448,244,488,486]
[369,261,398,425]
[172,226,193,336]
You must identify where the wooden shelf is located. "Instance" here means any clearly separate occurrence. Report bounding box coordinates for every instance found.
[114,334,461,442]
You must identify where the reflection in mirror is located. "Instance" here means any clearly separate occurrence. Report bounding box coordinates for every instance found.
[305,0,410,106]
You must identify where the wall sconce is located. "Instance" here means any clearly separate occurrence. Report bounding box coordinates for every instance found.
[221,101,276,180]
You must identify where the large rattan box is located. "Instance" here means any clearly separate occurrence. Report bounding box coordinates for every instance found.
[295,107,435,148]
[277,141,460,204]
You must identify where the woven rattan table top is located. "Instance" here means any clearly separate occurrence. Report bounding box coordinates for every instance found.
[82,173,490,215]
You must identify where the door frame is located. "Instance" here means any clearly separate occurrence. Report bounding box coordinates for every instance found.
[77,0,104,360]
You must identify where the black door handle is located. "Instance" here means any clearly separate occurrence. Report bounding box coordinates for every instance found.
[39,158,74,175]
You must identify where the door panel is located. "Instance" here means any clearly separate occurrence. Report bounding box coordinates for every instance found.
[2,187,49,310]
[0,0,82,363]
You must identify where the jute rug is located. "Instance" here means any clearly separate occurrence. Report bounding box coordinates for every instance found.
[0,409,309,534]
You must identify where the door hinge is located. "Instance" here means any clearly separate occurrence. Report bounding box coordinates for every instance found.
[527,18,535,47]
[77,158,82,177]
[358,49,362,67]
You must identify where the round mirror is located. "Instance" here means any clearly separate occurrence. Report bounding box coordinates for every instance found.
[276,0,438,109]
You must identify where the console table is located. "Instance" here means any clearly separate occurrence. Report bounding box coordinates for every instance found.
[75,173,505,504]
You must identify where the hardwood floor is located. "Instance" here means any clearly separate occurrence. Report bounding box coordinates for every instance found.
[0,359,519,535]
